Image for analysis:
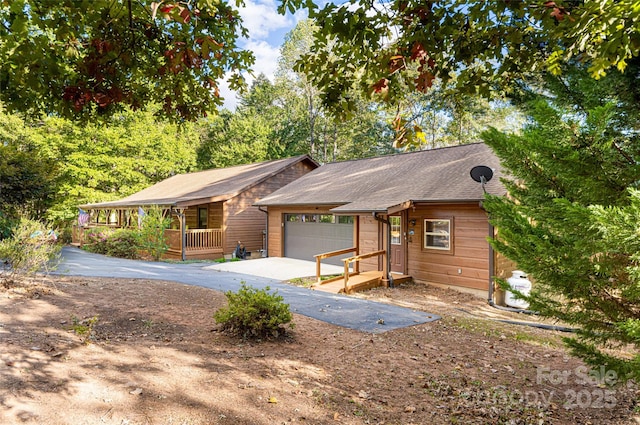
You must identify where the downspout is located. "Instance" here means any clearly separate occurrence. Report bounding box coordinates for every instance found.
[373,212,394,288]
[258,206,268,257]
[488,222,495,306]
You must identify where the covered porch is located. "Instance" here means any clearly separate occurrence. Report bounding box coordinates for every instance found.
[72,205,225,261]
[163,228,223,260]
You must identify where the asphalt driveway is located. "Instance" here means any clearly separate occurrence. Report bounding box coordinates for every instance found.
[54,246,440,333]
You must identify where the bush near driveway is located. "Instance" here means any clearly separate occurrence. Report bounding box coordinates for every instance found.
[214,282,294,340]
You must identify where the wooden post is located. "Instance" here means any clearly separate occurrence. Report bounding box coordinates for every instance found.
[355,216,360,274]
[381,249,389,287]
[343,260,350,291]
[175,208,186,261]
[316,258,322,286]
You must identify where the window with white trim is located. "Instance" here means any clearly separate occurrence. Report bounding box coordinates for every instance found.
[424,219,451,250]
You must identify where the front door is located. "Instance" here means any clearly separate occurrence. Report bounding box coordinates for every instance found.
[389,215,405,273]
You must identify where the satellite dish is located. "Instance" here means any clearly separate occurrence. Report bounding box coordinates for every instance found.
[470,165,494,183]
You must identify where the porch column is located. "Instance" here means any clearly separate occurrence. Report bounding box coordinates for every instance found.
[176,208,186,261]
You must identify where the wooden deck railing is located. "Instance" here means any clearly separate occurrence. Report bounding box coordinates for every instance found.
[342,250,386,292]
[165,228,223,251]
[314,247,357,285]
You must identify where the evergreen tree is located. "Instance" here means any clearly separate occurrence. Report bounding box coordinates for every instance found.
[482,64,640,383]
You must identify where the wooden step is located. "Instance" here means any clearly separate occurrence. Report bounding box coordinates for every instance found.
[312,271,386,294]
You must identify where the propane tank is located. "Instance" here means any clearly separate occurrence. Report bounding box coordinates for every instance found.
[505,270,532,309]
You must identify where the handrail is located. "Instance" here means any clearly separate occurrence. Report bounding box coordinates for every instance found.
[165,228,223,251]
[314,247,357,285]
[342,250,386,291]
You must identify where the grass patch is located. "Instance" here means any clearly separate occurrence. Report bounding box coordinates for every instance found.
[162,259,214,264]
[288,274,342,287]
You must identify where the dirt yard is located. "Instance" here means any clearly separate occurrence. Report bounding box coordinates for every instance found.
[1,274,638,424]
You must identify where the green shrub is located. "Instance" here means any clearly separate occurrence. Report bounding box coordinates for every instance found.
[83,227,112,255]
[0,211,15,240]
[83,227,140,259]
[104,229,139,259]
[214,282,294,339]
[57,226,73,244]
[138,206,171,261]
[0,217,61,284]
[71,315,99,345]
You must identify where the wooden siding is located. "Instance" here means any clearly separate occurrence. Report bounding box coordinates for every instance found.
[185,207,198,229]
[407,204,491,291]
[264,202,494,292]
[358,215,381,272]
[225,160,317,255]
[181,202,223,230]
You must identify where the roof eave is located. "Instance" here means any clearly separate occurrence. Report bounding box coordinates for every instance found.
[79,201,177,209]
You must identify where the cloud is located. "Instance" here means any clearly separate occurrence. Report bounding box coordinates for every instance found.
[218,0,308,110]
[238,0,292,40]
[220,40,281,110]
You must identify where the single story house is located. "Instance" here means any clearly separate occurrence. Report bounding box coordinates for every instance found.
[75,155,319,260]
[255,143,512,296]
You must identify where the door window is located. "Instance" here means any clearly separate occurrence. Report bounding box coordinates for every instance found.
[390,216,402,245]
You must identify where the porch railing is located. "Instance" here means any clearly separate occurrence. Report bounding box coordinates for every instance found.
[165,228,223,251]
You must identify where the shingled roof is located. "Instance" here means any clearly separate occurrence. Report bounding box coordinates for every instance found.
[80,155,317,209]
[255,143,505,214]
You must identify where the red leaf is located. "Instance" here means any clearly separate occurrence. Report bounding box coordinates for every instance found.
[550,7,566,21]
[389,55,405,74]
[372,78,388,93]
[415,70,435,92]
[93,92,111,107]
[180,8,191,23]
[410,42,427,61]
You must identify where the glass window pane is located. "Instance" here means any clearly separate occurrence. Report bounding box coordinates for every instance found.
[424,219,451,250]
[338,216,354,224]
[390,216,401,245]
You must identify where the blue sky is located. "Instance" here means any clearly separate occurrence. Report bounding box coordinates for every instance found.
[220,0,307,109]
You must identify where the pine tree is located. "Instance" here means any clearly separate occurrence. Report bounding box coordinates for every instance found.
[482,65,640,383]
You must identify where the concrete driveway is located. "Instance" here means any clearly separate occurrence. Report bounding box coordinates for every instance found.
[54,246,440,333]
[203,257,345,280]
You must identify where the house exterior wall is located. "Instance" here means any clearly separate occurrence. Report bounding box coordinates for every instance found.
[224,160,317,255]
[176,202,223,230]
[264,202,493,292]
[358,214,382,272]
[407,203,491,291]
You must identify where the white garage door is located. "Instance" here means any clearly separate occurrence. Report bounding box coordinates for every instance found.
[284,214,354,266]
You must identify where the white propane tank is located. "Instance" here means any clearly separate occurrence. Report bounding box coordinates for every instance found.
[505,270,532,309]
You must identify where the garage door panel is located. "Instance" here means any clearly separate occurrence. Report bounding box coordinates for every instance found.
[284,219,354,266]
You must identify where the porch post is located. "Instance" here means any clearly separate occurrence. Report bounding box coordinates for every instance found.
[181,209,187,261]
[176,208,186,261]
